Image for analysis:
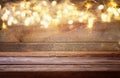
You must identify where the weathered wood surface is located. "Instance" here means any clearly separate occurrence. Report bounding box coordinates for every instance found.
[0,65,120,72]
[0,56,120,65]
[0,51,119,72]
[0,51,119,57]
[0,42,120,51]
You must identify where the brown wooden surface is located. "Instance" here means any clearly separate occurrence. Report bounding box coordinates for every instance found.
[0,51,119,72]
[0,51,120,57]
[0,42,120,51]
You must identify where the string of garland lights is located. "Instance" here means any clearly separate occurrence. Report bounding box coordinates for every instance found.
[0,0,120,30]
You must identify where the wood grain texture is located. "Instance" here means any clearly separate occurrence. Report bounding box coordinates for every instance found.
[0,51,119,57]
[0,65,120,72]
[0,42,120,51]
[0,51,119,72]
[0,56,119,65]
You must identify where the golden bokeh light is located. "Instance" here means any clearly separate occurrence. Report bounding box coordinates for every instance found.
[0,0,120,30]
[98,5,104,10]
[2,22,7,29]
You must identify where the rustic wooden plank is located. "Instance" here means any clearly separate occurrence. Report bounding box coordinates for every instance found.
[0,56,119,65]
[0,65,119,72]
[0,51,120,57]
[0,42,120,51]
[0,51,119,72]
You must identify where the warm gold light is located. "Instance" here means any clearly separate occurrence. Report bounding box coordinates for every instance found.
[12,6,16,12]
[21,12,26,17]
[118,8,120,13]
[15,11,21,15]
[13,19,18,24]
[101,13,111,22]
[7,16,15,26]
[42,1,48,6]
[0,5,1,10]
[107,7,120,18]
[24,18,30,26]
[68,20,74,25]
[2,22,7,29]
[79,18,83,23]
[20,2,25,8]
[51,1,57,6]
[98,5,104,10]
[41,21,49,28]
[0,0,120,30]
[85,3,92,10]
[109,0,117,8]
[88,17,95,29]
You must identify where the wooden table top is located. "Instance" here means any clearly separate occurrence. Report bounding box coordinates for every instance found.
[0,51,119,72]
